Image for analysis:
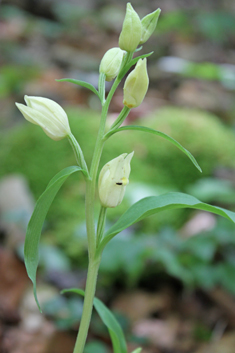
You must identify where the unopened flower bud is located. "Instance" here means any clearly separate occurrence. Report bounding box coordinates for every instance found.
[99,47,125,81]
[119,3,142,52]
[15,96,71,141]
[123,58,149,108]
[98,152,134,208]
[140,8,161,44]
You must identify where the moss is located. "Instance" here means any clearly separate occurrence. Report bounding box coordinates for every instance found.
[134,106,235,188]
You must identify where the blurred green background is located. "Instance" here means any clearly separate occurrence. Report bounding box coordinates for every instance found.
[1,0,235,352]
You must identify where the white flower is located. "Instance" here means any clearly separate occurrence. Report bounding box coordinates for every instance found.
[15,96,71,141]
[98,152,134,208]
[99,47,125,81]
[123,58,149,108]
[119,3,142,52]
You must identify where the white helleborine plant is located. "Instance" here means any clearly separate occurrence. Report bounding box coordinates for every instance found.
[15,96,71,141]
[98,152,134,208]
[15,5,235,353]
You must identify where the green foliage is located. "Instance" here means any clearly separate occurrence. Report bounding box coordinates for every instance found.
[105,125,202,172]
[62,288,127,353]
[56,79,100,99]
[140,107,235,188]
[119,52,154,78]
[24,166,83,311]
[1,106,235,258]
[99,192,235,253]
[3,106,235,194]
[100,220,235,295]
[42,294,83,330]
[187,177,235,204]
[100,230,148,286]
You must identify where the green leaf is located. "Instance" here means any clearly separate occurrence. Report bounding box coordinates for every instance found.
[62,288,127,353]
[56,78,100,99]
[24,166,83,312]
[100,192,235,251]
[105,125,202,172]
[118,52,153,79]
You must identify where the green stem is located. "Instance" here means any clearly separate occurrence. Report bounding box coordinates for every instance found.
[68,133,89,178]
[84,105,107,260]
[98,73,106,105]
[84,73,126,260]
[72,258,101,353]
[96,206,107,247]
[118,51,134,80]
[73,50,134,353]
[109,106,131,131]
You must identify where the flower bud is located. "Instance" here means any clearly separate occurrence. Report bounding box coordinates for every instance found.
[99,47,125,81]
[15,96,71,141]
[98,152,134,208]
[123,58,149,108]
[119,3,142,52]
[140,8,161,44]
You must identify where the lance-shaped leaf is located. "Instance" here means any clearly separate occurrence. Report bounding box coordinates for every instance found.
[99,192,235,252]
[62,288,127,353]
[56,78,100,99]
[104,125,202,172]
[118,52,153,79]
[24,166,83,311]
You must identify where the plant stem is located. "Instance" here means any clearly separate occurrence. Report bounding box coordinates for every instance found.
[96,206,107,246]
[84,74,123,260]
[110,106,131,131]
[73,78,111,353]
[72,258,101,353]
[68,133,89,178]
[73,52,134,353]
[98,72,106,105]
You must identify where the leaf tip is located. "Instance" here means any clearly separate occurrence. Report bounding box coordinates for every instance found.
[33,286,42,313]
[196,164,202,173]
